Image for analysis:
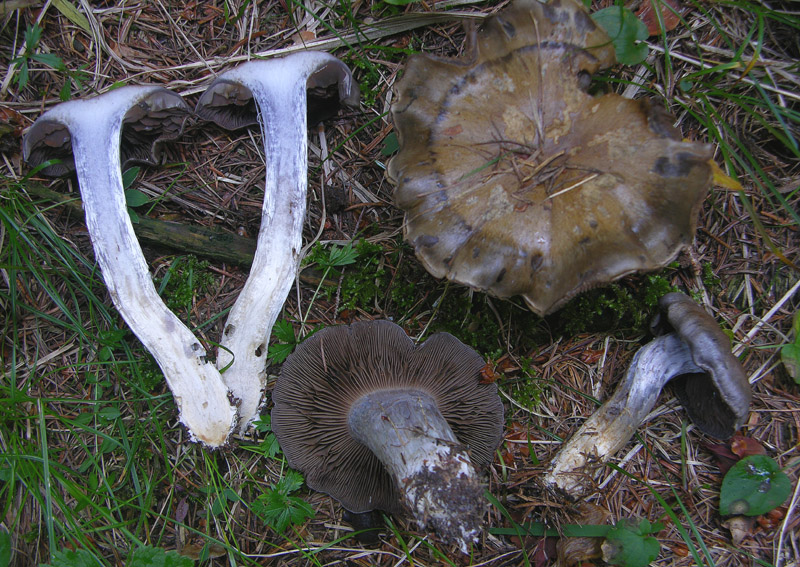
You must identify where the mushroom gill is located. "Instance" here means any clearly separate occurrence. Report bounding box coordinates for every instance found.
[271,320,504,551]
[388,0,714,316]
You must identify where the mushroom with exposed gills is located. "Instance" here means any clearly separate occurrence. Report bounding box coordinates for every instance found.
[271,320,504,552]
[23,86,238,448]
[196,53,359,433]
[544,292,751,497]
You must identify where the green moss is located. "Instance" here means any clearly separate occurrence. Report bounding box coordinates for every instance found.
[426,288,545,356]
[156,255,215,314]
[549,273,677,336]
[702,262,722,290]
[338,240,388,311]
[344,56,383,108]
[509,357,546,410]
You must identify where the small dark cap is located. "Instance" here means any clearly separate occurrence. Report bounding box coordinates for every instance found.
[24,89,189,177]
[656,292,751,439]
[195,59,359,130]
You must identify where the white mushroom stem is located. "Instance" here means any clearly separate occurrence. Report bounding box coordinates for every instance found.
[28,87,237,447]
[211,54,353,432]
[544,333,704,497]
[348,389,485,553]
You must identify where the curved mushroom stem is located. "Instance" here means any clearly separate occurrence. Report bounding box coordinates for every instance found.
[200,53,357,433]
[348,389,485,553]
[544,333,703,497]
[23,87,237,447]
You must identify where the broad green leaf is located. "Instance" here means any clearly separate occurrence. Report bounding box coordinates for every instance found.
[720,455,791,516]
[324,243,359,268]
[276,470,304,495]
[271,319,296,344]
[380,132,399,156]
[603,519,661,567]
[127,545,193,567]
[97,406,121,421]
[122,166,141,189]
[125,188,150,208]
[256,433,281,458]
[267,342,295,364]
[253,491,314,533]
[592,6,650,65]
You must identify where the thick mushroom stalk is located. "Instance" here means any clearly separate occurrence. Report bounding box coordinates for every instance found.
[22,87,238,447]
[544,292,751,497]
[349,389,485,552]
[196,53,358,433]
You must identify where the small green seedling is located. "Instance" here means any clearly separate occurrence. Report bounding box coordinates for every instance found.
[780,310,800,383]
[12,24,64,90]
[12,23,89,100]
[602,519,662,567]
[592,6,650,65]
[720,454,791,516]
[250,416,282,459]
[268,319,299,364]
[252,470,315,534]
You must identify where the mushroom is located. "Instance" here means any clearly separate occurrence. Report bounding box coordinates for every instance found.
[387,0,714,316]
[270,320,504,552]
[544,292,751,497]
[195,52,359,433]
[23,86,238,447]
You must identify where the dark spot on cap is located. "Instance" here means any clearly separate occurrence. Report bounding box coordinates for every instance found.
[415,235,439,248]
[499,17,516,38]
[654,155,692,178]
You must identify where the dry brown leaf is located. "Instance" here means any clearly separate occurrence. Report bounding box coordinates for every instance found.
[636,0,683,36]
[730,434,767,458]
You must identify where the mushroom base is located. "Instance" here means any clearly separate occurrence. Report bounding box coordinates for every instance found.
[348,389,485,552]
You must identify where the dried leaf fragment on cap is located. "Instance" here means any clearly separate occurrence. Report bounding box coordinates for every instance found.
[389,0,714,316]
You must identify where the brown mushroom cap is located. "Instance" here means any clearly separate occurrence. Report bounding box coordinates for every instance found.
[24,89,188,177]
[271,320,504,514]
[388,0,713,316]
[656,292,751,438]
[196,60,359,130]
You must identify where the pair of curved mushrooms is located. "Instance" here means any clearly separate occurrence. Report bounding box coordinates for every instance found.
[25,52,359,447]
[24,0,751,553]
